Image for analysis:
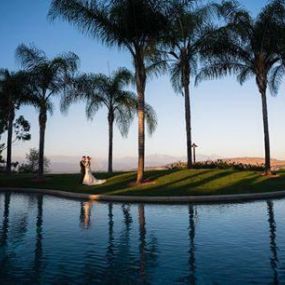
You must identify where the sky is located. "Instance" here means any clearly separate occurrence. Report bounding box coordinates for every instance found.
[1,0,285,163]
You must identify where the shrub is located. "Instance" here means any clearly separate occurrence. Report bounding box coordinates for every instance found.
[167,159,265,171]
[18,148,50,174]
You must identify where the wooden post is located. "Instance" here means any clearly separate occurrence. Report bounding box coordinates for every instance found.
[191,143,198,164]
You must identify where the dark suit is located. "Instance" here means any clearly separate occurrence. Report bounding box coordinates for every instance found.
[80,160,86,184]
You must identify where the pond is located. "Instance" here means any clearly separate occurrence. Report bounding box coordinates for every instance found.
[0,192,284,284]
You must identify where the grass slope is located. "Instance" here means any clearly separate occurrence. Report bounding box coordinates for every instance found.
[1,169,285,196]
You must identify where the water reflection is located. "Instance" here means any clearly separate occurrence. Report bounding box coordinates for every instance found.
[0,192,10,246]
[33,195,43,282]
[0,193,285,284]
[267,201,279,284]
[188,205,197,285]
[80,201,93,229]
[138,204,146,281]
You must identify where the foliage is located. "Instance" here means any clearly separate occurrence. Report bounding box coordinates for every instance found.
[16,43,79,116]
[195,0,285,174]
[18,148,50,174]
[167,160,265,171]
[13,116,31,141]
[196,0,285,89]
[62,67,157,136]
[0,115,31,152]
[163,0,215,93]
[16,43,79,176]
[48,0,170,182]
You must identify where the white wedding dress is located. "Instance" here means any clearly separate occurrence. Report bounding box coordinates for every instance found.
[83,163,106,186]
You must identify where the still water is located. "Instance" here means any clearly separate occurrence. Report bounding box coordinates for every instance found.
[0,192,284,285]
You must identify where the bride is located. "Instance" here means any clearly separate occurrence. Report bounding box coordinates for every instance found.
[82,156,106,186]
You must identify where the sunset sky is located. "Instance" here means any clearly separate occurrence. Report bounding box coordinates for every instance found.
[1,0,285,162]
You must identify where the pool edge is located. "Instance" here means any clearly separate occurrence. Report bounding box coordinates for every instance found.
[1,187,285,204]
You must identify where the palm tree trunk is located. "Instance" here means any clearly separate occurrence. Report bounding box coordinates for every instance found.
[6,108,15,175]
[256,74,271,175]
[261,92,271,175]
[38,109,47,177]
[183,75,193,169]
[108,111,114,173]
[258,84,271,175]
[135,55,146,184]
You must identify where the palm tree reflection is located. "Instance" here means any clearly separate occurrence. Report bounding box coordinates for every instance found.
[188,205,197,284]
[106,203,114,269]
[138,204,146,281]
[0,192,11,246]
[33,195,43,281]
[80,201,93,229]
[267,201,279,284]
[122,203,133,230]
[137,204,158,283]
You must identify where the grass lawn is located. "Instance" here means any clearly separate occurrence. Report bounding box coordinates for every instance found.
[1,169,285,196]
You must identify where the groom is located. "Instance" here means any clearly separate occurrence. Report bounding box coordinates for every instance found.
[80,156,86,184]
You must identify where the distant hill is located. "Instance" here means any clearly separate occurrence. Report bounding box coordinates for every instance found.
[221,157,285,170]
[13,153,219,173]
[13,154,285,173]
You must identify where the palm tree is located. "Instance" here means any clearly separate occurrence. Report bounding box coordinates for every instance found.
[269,1,285,95]
[16,44,79,177]
[0,69,30,174]
[196,0,285,175]
[62,67,157,173]
[48,0,167,183]
[163,1,214,169]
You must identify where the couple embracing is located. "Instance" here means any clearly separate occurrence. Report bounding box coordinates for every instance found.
[80,156,106,186]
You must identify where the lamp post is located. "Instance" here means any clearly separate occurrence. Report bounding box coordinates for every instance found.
[191,143,198,164]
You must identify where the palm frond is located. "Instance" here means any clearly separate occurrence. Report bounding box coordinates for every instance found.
[114,105,134,137]
[195,61,248,86]
[144,103,157,135]
[112,67,133,90]
[16,43,47,70]
[269,64,285,96]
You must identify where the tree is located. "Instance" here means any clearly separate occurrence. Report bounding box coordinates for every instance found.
[62,67,157,173]
[18,148,50,174]
[48,0,167,183]
[196,0,285,175]
[162,1,214,169]
[269,1,285,96]
[0,115,31,172]
[16,44,79,177]
[0,69,31,174]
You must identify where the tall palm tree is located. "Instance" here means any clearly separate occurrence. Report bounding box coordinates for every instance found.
[269,1,285,95]
[196,0,285,175]
[62,68,157,173]
[48,0,167,183]
[0,69,30,174]
[163,1,214,169]
[16,44,79,177]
